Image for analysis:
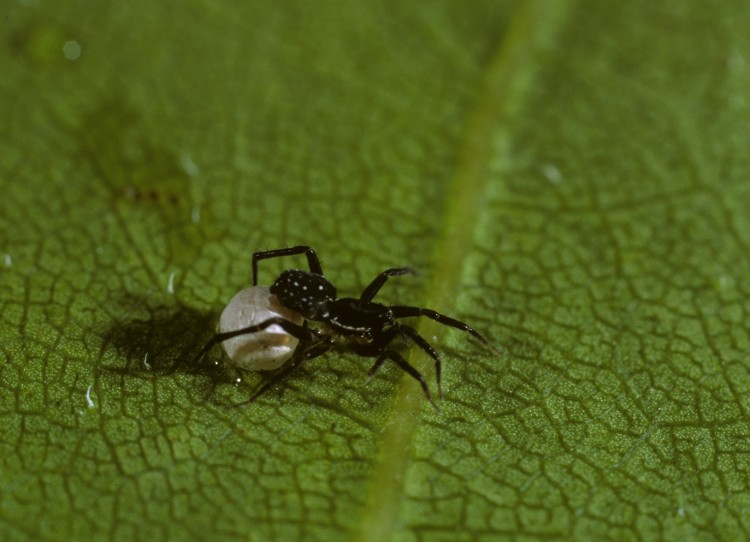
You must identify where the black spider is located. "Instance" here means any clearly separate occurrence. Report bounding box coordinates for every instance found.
[189,246,499,410]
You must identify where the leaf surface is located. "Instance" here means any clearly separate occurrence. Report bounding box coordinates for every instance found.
[2,1,750,541]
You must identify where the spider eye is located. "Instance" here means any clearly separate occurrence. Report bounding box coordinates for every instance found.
[271,269,336,319]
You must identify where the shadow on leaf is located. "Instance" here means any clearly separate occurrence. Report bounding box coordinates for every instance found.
[98,294,243,405]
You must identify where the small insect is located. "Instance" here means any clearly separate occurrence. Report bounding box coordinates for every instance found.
[189,246,499,410]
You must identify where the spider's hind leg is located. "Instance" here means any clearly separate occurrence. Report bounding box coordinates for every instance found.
[186,317,319,369]
[252,246,323,285]
[235,337,334,407]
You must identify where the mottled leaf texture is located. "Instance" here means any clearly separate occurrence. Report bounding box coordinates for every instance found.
[1,1,749,541]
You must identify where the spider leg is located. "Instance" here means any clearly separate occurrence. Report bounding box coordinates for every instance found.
[396,324,443,399]
[383,349,439,412]
[359,267,416,302]
[187,317,320,368]
[367,354,388,379]
[234,338,335,407]
[252,245,322,285]
[355,326,440,403]
[390,305,502,355]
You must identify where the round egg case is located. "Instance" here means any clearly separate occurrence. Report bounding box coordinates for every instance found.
[219,286,305,371]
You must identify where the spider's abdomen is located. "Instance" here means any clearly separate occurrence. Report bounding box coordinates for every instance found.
[327,298,393,339]
[271,269,336,320]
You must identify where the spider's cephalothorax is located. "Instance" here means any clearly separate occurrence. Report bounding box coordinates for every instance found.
[326,297,397,342]
[188,245,500,411]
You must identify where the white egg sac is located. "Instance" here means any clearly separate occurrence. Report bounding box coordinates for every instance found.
[219,286,305,371]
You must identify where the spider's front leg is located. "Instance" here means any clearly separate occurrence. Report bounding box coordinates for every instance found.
[367,349,439,412]
[359,267,416,302]
[396,324,444,399]
[390,305,502,355]
[357,327,440,412]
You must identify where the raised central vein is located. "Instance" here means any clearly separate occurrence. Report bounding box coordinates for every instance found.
[354,2,571,541]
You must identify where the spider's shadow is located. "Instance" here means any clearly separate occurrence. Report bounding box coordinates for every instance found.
[99,293,238,403]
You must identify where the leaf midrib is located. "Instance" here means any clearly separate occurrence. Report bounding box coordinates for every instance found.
[355,2,572,540]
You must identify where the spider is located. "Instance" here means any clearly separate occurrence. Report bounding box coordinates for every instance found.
[189,246,499,410]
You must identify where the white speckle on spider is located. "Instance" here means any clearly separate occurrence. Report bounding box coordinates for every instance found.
[219,286,304,371]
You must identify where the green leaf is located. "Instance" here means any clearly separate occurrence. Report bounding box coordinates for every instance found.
[2,1,750,541]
